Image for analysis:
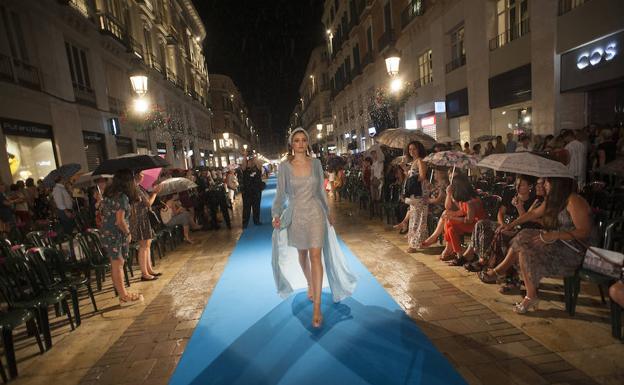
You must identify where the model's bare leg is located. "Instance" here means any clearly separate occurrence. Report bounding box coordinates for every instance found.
[309,247,323,328]
[298,249,312,301]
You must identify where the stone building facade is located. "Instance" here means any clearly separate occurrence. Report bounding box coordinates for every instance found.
[0,0,214,183]
[316,0,623,153]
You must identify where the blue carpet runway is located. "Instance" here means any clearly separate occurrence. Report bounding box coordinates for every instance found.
[169,177,466,385]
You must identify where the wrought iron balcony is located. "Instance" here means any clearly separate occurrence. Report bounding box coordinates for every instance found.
[0,53,42,90]
[98,12,126,43]
[445,54,466,73]
[108,95,126,114]
[489,19,530,51]
[126,36,144,60]
[73,83,96,106]
[558,0,591,15]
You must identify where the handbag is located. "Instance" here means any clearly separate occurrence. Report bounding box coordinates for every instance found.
[582,246,624,279]
[403,175,422,198]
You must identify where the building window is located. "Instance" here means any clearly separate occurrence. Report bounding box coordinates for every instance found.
[417,49,433,87]
[366,26,373,53]
[493,0,530,49]
[65,42,92,92]
[1,6,29,62]
[446,25,466,73]
[383,2,392,32]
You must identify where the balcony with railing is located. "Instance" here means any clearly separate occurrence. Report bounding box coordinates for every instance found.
[73,83,96,106]
[126,36,144,60]
[59,0,96,19]
[489,19,530,51]
[401,1,424,30]
[148,53,163,73]
[108,95,126,114]
[98,12,126,43]
[0,53,42,90]
[558,0,592,15]
[445,54,466,73]
[377,29,394,53]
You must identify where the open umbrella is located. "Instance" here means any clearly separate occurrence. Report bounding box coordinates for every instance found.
[423,151,480,182]
[93,153,169,175]
[375,128,437,149]
[42,163,82,187]
[477,152,573,178]
[474,135,497,142]
[156,177,198,196]
[139,168,162,190]
[72,172,113,188]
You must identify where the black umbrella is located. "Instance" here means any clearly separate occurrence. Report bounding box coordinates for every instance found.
[42,163,82,187]
[327,156,346,170]
[93,154,169,175]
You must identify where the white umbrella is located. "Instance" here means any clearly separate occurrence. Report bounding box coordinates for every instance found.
[375,128,437,149]
[156,177,198,196]
[73,172,113,188]
[478,152,573,178]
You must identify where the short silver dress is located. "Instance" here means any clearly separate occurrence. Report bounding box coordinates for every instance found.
[288,174,325,249]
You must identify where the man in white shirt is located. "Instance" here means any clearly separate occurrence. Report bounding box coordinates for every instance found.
[515,135,533,152]
[52,177,75,234]
[563,130,587,191]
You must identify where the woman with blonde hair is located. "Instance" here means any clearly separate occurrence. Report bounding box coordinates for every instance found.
[272,127,357,328]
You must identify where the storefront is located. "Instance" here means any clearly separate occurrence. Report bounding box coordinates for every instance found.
[83,131,107,171]
[1,118,58,182]
[560,30,624,127]
[489,64,532,137]
[115,136,133,156]
[446,88,468,143]
[418,112,437,140]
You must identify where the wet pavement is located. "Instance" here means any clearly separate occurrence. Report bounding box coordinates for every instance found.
[7,197,624,385]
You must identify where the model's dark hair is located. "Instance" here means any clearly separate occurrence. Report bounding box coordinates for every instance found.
[405,140,426,161]
[104,169,139,203]
[451,173,477,203]
[542,177,576,230]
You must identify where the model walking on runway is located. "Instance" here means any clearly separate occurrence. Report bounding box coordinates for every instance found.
[272,127,357,328]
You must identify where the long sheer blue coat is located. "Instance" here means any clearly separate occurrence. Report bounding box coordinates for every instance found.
[271,158,358,302]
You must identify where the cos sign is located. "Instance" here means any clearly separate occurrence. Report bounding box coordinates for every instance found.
[577,42,617,69]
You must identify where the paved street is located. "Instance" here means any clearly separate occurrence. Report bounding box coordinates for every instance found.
[6,197,623,385]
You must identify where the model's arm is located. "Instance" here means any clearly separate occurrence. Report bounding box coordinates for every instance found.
[272,161,287,222]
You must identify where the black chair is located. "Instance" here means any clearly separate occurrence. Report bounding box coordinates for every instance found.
[74,231,131,291]
[564,218,624,340]
[0,255,74,350]
[0,308,44,379]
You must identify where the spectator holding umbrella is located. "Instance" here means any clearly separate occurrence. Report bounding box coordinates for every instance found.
[100,169,143,307]
[130,171,162,281]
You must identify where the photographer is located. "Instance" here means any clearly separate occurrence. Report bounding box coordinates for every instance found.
[241,148,264,228]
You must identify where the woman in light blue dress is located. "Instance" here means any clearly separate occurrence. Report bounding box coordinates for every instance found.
[272,127,357,328]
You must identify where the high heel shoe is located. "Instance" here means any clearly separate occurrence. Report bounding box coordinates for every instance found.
[513,296,540,314]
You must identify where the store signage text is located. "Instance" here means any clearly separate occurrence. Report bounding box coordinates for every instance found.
[1,119,53,138]
[577,42,617,69]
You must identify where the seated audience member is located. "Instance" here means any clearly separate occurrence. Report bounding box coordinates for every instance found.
[160,194,202,243]
[464,175,541,271]
[485,177,592,314]
[438,174,486,262]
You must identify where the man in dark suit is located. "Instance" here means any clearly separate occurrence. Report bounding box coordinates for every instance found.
[240,149,264,228]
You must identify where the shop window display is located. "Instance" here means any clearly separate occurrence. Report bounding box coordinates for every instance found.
[6,135,56,182]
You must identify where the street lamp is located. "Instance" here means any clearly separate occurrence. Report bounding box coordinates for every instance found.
[129,68,148,96]
[243,144,248,150]
[384,46,401,77]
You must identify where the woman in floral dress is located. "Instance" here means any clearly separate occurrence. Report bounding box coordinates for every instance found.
[100,169,143,306]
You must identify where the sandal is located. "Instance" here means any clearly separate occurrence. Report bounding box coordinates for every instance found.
[477,268,504,284]
[447,256,467,266]
[119,293,144,307]
[438,252,456,262]
[463,261,483,272]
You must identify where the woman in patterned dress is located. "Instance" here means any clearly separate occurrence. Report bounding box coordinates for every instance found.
[493,177,592,313]
[100,169,143,306]
[130,172,162,281]
[393,141,429,253]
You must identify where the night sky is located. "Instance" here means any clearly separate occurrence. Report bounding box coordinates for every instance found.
[192,0,325,136]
